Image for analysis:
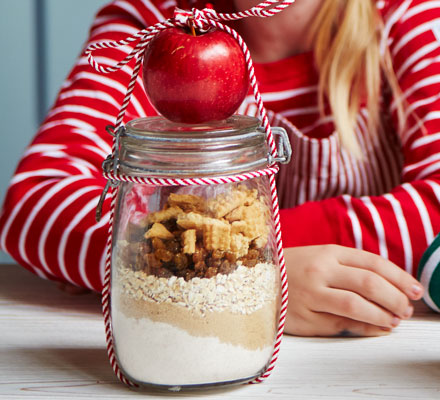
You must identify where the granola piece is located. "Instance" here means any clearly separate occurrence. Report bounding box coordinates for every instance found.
[224,200,261,222]
[182,229,197,254]
[231,220,247,235]
[176,212,206,230]
[203,219,231,251]
[168,193,206,213]
[147,206,183,224]
[252,234,268,249]
[230,233,250,258]
[245,219,268,242]
[144,223,174,240]
[207,186,258,218]
[225,199,269,240]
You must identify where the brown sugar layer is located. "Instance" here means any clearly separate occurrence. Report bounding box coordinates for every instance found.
[115,292,279,350]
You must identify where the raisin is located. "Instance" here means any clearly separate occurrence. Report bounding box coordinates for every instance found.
[185,270,196,281]
[173,229,184,238]
[174,253,189,270]
[156,267,173,278]
[225,252,237,263]
[166,239,181,253]
[194,261,206,272]
[243,258,258,268]
[247,249,259,259]
[143,239,153,254]
[205,266,218,278]
[195,270,206,278]
[152,237,165,250]
[155,248,173,263]
[162,218,177,232]
[193,248,207,263]
[135,240,151,255]
[219,260,234,275]
[144,253,162,269]
[207,258,221,269]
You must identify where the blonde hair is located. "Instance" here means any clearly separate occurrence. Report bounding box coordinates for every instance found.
[309,0,405,154]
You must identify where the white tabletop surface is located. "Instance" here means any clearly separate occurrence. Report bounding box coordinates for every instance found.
[1,264,440,400]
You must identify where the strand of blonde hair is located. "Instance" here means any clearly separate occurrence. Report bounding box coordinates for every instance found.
[309,0,405,155]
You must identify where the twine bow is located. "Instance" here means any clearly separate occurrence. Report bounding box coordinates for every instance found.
[86,0,295,387]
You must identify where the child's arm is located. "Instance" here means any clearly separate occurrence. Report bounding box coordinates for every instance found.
[0,0,170,291]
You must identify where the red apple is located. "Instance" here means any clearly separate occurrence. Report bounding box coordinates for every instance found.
[142,27,249,124]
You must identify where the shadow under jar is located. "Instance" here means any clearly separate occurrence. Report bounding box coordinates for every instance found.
[110,115,290,391]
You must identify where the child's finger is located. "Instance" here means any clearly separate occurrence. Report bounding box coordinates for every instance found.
[329,265,413,320]
[332,245,424,300]
[313,287,401,329]
[310,311,392,337]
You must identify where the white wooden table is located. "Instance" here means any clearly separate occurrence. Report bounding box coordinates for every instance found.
[1,264,440,399]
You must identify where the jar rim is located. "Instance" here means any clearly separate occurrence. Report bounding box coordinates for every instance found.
[124,115,261,142]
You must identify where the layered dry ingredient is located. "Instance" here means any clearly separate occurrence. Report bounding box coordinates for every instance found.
[112,185,280,385]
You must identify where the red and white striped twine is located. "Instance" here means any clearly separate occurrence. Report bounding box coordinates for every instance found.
[102,165,279,186]
[86,0,295,388]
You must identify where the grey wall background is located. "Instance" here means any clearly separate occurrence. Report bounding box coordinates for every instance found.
[0,0,107,263]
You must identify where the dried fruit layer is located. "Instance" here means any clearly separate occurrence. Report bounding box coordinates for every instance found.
[120,185,273,280]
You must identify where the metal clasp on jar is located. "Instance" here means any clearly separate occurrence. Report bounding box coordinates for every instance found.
[95,125,125,222]
[261,127,292,165]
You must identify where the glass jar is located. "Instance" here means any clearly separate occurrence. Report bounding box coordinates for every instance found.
[109,115,291,390]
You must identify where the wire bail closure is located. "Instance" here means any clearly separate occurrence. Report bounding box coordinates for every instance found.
[95,126,125,222]
[264,127,292,165]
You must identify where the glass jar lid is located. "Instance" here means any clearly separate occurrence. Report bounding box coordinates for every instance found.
[118,115,270,177]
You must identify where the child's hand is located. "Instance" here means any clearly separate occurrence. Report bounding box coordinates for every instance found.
[284,245,424,337]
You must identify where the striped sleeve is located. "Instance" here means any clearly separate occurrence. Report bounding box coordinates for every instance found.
[0,0,170,291]
[280,0,440,277]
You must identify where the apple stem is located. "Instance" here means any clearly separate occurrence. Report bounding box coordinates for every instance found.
[189,18,197,37]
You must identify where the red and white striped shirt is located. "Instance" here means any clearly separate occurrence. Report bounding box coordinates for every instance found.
[1,0,440,291]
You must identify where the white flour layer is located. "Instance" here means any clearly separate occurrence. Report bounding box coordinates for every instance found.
[112,308,273,386]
